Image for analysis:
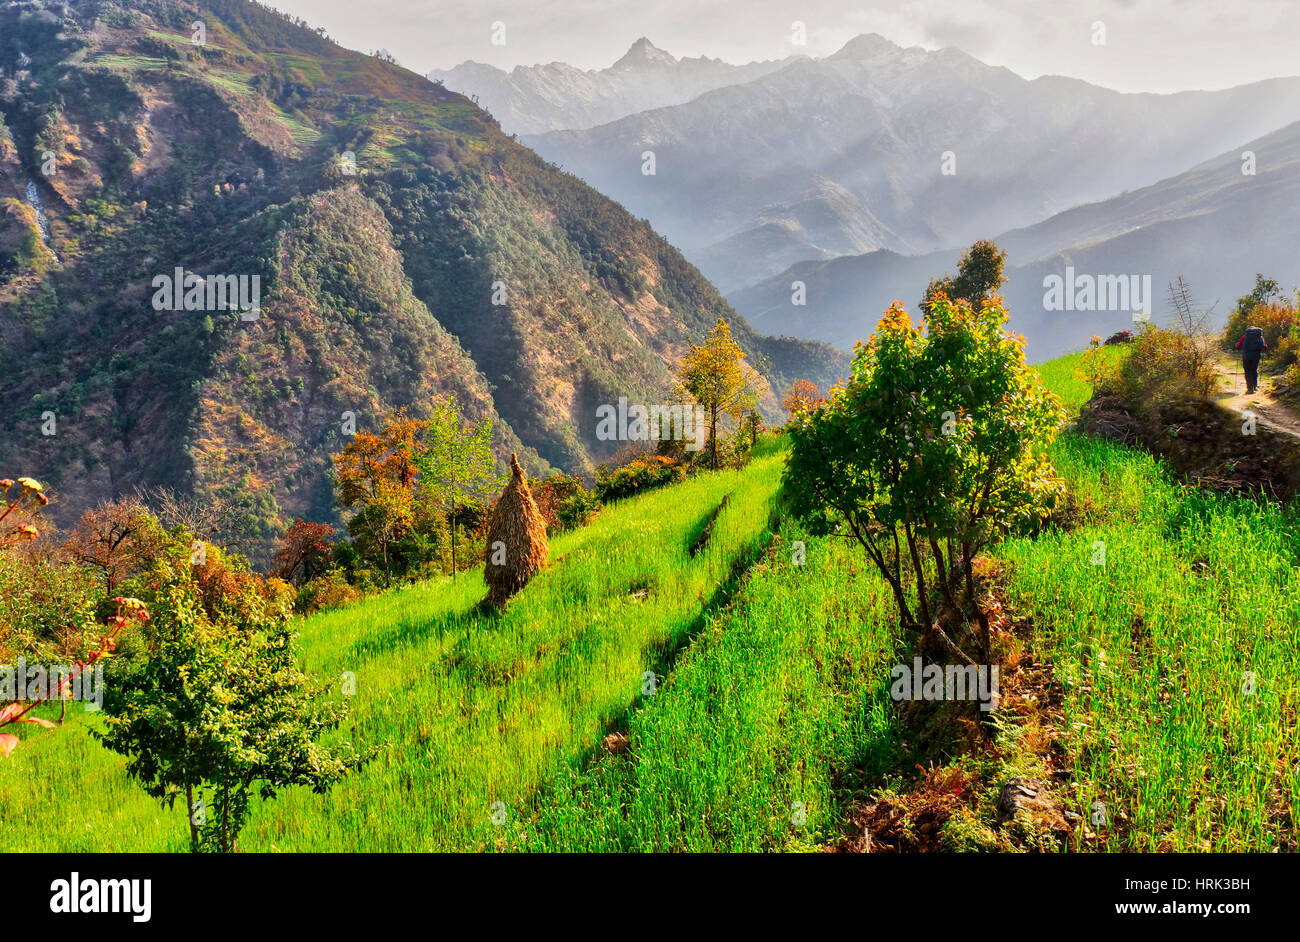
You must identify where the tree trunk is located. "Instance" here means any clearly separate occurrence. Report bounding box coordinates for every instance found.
[711,405,720,469]
[928,535,961,617]
[449,498,457,580]
[904,525,932,633]
[221,784,230,853]
[962,541,991,655]
[186,781,199,852]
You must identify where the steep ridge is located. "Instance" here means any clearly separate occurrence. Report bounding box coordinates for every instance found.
[0,0,846,537]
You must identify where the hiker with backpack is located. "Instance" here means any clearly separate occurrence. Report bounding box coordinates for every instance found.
[1235,326,1268,394]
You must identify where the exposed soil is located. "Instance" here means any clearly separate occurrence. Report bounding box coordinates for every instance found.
[829,559,1081,853]
[1211,357,1300,441]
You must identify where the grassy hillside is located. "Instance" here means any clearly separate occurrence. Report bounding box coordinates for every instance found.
[2,346,1295,851]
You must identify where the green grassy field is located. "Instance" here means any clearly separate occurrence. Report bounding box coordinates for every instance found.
[2,347,1296,851]
[0,442,788,851]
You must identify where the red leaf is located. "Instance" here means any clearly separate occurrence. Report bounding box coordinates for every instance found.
[0,733,18,758]
[21,716,56,729]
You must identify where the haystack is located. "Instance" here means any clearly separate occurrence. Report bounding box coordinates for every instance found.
[484,454,549,607]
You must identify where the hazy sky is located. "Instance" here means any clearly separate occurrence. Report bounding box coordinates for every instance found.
[267,0,1298,93]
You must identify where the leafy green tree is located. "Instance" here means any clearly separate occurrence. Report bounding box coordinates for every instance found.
[784,295,1063,660]
[678,318,760,469]
[98,540,369,852]
[922,239,1008,313]
[414,397,501,578]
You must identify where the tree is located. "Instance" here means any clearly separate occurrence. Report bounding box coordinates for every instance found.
[98,542,369,851]
[678,318,759,469]
[921,239,1007,313]
[271,519,335,586]
[784,295,1064,661]
[62,496,158,594]
[332,410,424,582]
[140,486,259,559]
[781,379,821,419]
[413,397,501,579]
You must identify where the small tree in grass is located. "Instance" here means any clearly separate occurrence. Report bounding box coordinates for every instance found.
[98,541,370,851]
[414,396,501,579]
[678,318,760,469]
[784,294,1063,660]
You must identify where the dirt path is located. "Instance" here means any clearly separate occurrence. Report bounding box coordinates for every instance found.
[1211,356,1300,440]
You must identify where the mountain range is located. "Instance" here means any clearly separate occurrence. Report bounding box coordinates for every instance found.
[0,0,844,539]
[429,38,792,137]
[482,34,1300,295]
[731,119,1300,360]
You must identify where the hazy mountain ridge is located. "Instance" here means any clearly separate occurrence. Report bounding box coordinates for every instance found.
[429,37,794,136]
[731,121,1300,360]
[516,34,1300,292]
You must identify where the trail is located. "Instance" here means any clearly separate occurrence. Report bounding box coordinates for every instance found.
[1211,355,1300,440]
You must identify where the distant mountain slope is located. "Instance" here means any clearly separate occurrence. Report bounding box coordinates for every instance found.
[520,34,1300,292]
[730,121,1300,361]
[429,38,793,136]
[0,0,845,538]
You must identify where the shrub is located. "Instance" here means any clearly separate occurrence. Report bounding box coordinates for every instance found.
[1222,275,1297,357]
[596,455,686,502]
[1106,325,1218,421]
[530,473,586,531]
[556,489,600,530]
[294,568,360,615]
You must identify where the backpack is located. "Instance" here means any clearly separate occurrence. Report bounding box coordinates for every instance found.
[1242,327,1265,355]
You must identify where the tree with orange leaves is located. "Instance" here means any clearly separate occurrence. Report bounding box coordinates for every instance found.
[272,519,336,586]
[781,379,821,420]
[331,410,425,583]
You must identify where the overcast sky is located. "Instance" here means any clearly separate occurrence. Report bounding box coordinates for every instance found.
[267,0,1298,94]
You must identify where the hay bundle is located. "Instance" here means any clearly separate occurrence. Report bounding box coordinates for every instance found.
[484,453,549,607]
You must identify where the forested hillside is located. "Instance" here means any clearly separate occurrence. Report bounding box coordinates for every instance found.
[0,0,846,539]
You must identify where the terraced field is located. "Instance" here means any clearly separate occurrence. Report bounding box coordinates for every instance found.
[2,349,1295,851]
